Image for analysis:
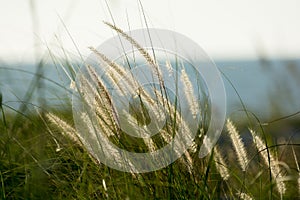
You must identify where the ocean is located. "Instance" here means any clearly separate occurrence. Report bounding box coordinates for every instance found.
[1,59,300,120]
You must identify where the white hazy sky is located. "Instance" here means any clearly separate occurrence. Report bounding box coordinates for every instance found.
[1,0,300,63]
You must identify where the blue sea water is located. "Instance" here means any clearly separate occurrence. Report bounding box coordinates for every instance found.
[219,59,300,119]
[0,59,299,120]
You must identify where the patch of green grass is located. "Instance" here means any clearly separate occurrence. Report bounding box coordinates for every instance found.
[1,11,299,199]
[1,108,299,199]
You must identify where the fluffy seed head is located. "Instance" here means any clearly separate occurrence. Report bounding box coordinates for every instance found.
[250,129,286,196]
[45,112,82,146]
[226,119,248,171]
[180,68,199,119]
[214,147,230,180]
[236,192,253,200]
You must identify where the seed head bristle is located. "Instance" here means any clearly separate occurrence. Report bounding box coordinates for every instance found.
[103,21,164,88]
[154,90,195,173]
[180,67,199,119]
[83,66,121,136]
[103,22,156,67]
[214,146,230,180]
[89,47,127,76]
[45,112,82,146]
[143,137,157,152]
[226,119,248,171]
[236,192,253,200]
[86,65,112,106]
[249,129,286,196]
[165,60,173,76]
[89,46,142,96]
[79,112,119,166]
[291,146,300,197]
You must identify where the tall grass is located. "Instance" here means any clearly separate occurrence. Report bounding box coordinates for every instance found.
[1,17,300,200]
[42,23,300,199]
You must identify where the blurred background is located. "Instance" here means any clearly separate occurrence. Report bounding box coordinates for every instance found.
[0,0,300,120]
[0,1,299,198]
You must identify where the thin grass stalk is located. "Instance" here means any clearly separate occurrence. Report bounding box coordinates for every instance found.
[86,65,119,134]
[154,89,194,173]
[214,146,230,181]
[103,21,165,93]
[250,129,286,197]
[291,145,300,197]
[79,70,119,138]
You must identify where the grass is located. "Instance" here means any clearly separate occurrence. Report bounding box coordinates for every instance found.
[1,21,300,200]
[1,108,299,199]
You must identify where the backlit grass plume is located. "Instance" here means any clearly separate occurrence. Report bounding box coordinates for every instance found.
[44,22,206,175]
[40,22,299,199]
[213,146,230,180]
[250,129,286,197]
[226,119,249,171]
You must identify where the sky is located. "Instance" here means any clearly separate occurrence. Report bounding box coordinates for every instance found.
[1,0,300,63]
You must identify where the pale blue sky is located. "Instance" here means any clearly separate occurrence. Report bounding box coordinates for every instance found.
[1,0,300,62]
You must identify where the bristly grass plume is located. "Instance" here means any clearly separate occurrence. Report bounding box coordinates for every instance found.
[1,21,296,199]
[1,1,299,198]
[226,119,249,171]
[42,23,298,199]
[213,146,230,181]
[250,129,286,197]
